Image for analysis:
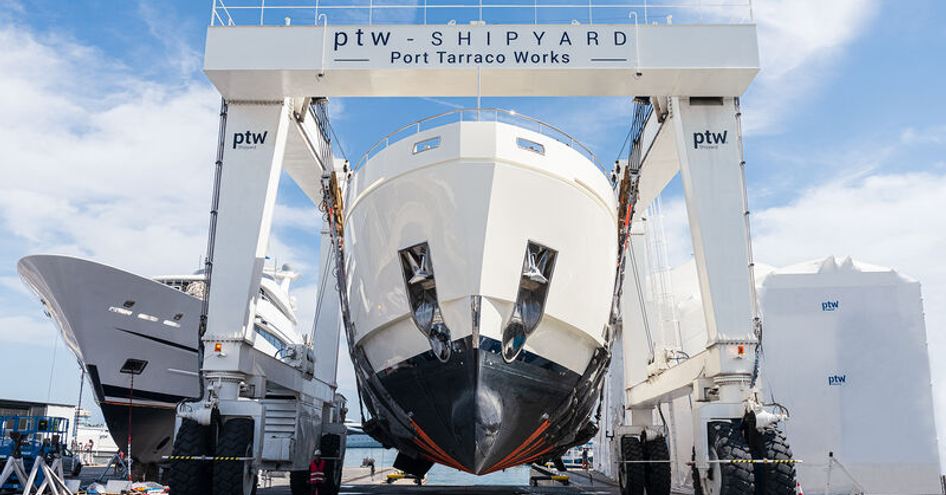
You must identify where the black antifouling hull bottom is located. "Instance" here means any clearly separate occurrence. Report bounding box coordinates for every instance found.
[374,336,602,475]
[100,402,176,468]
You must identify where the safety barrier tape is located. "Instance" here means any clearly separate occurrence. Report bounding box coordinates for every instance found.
[163,455,344,461]
[163,456,253,461]
[619,459,803,464]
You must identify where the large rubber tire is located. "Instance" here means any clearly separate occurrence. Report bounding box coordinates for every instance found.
[619,436,645,495]
[289,470,309,495]
[709,421,755,495]
[169,419,213,495]
[644,437,672,495]
[213,418,255,495]
[749,428,796,495]
[319,434,343,495]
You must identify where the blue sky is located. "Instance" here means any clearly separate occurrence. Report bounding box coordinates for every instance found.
[1,0,945,463]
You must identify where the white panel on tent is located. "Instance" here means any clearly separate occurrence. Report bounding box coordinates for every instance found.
[760,256,942,495]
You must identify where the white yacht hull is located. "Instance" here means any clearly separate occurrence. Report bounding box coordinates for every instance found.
[344,118,617,474]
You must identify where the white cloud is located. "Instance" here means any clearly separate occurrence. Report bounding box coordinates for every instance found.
[0,314,59,345]
[136,2,202,78]
[744,0,880,134]
[0,22,221,275]
[0,22,320,279]
[901,125,946,146]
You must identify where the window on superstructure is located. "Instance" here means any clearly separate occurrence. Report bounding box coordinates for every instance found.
[517,137,545,155]
[255,325,287,352]
[413,136,441,154]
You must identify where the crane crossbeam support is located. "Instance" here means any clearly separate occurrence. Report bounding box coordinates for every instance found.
[203,24,759,98]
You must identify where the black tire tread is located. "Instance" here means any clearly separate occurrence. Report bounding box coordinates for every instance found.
[620,436,645,495]
[169,419,212,495]
[752,428,796,495]
[213,418,254,495]
[644,437,672,495]
[710,421,755,495]
[320,434,343,495]
[289,470,309,495]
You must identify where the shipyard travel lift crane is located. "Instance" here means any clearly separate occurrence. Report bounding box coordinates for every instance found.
[168,2,789,495]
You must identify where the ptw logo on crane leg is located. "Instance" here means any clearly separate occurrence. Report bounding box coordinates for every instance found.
[233,130,269,150]
[692,130,728,149]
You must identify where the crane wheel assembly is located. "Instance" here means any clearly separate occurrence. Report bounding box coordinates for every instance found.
[643,437,671,495]
[704,421,755,495]
[618,434,672,495]
[214,418,256,495]
[619,436,645,495]
[168,419,213,495]
[746,427,796,495]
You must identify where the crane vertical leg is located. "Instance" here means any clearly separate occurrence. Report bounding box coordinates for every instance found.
[622,97,782,495]
[203,100,292,362]
[171,100,294,495]
[670,96,757,481]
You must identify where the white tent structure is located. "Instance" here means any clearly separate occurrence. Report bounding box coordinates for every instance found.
[760,256,942,495]
[596,254,943,494]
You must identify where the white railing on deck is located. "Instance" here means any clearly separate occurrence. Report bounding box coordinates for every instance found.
[211,0,752,27]
[353,108,601,173]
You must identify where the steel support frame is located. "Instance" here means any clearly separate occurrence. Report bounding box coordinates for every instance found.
[176,97,344,477]
[623,96,758,494]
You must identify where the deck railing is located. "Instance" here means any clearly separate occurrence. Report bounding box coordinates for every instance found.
[210,0,752,27]
[353,108,602,173]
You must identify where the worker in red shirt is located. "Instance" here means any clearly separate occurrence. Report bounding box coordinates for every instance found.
[309,450,327,495]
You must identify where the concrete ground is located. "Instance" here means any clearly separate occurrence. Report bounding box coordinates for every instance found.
[258,466,618,494]
[76,465,620,494]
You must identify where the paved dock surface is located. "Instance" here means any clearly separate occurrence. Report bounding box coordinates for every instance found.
[259,485,617,494]
[77,465,620,494]
[259,466,618,494]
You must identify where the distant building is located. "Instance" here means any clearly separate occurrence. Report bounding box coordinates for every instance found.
[0,398,77,439]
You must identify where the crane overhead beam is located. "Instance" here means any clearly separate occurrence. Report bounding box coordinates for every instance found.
[204,24,759,98]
